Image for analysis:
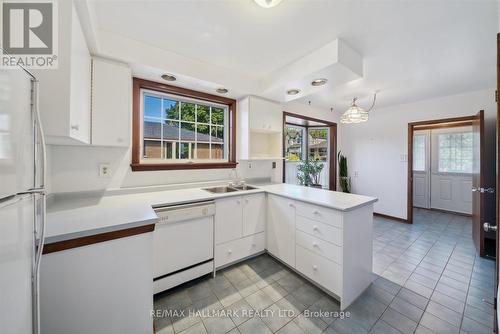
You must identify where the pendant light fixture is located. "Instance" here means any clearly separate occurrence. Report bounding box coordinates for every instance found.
[340,92,377,124]
[254,0,283,8]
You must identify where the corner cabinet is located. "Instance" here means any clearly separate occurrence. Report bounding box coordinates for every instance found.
[266,194,296,266]
[91,58,132,147]
[34,0,91,145]
[237,96,283,160]
[215,193,266,268]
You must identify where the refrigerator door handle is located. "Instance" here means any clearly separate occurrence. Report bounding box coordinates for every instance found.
[31,79,46,190]
[32,193,46,334]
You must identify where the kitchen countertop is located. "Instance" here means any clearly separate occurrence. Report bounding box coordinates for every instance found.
[45,183,377,245]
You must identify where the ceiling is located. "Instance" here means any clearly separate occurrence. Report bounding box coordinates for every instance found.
[81,0,498,111]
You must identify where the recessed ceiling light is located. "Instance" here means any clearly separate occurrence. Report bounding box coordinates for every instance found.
[311,78,328,86]
[216,88,228,94]
[286,89,300,95]
[254,0,283,8]
[161,74,176,82]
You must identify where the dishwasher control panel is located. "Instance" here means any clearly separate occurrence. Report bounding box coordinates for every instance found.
[154,201,215,224]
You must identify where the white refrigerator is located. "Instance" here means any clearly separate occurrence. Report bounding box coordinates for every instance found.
[0,63,46,334]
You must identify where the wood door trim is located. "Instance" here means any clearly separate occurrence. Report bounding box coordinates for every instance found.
[495,32,499,330]
[413,121,473,131]
[407,115,477,224]
[42,224,155,254]
[282,112,337,191]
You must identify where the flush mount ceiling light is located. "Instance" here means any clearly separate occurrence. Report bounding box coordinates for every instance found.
[216,88,228,94]
[161,74,176,82]
[286,88,300,95]
[311,78,328,86]
[254,0,283,8]
[340,92,377,124]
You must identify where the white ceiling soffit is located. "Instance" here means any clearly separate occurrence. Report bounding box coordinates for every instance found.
[261,39,363,102]
[76,0,497,109]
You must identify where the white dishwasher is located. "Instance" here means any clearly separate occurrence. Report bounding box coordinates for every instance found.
[153,201,215,294]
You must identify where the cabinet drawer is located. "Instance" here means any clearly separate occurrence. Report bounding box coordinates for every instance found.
[296,245,342,296]
[295,202,342,228]
[296,215,342,246]
[296,230,342,264]
[215,232,265,268]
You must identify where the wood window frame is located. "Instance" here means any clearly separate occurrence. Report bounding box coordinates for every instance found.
[282,112,337,191]
[131,78,237,171]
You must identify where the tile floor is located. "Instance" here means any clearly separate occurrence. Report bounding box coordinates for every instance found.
[153,209,495,334]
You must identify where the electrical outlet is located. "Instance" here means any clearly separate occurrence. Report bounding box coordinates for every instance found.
[99,164,111,177]
[272,162,276,169]
[248,162,252,169]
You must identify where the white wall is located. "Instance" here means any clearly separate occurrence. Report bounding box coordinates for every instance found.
[48,100,336,193]
[339,88,496,220]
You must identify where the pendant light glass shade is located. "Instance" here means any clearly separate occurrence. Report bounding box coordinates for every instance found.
[254,0,283,8]
[340,94,377,124]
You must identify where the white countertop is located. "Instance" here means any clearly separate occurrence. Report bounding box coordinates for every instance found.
[46,183,377,244]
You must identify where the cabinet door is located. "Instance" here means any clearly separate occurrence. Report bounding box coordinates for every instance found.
[266,194,296,266]
[242,193,266,236]
[215,196,243,244]
[249,97,282,132]
[91,58,131,147]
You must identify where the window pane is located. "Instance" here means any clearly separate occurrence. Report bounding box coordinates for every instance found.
[144,96,161,118]
[164,99,179,120]
[143,140,161,159]
[164,141,174,159]
[144,117,162,141]
[180,122,195,141]
[179,142,192,159]
[211,125,224,141]
[438,132,473,173]
[211,107,225,125]
[308,128,328,161]
[195,143,210,159]
[285,126,305,161]
[163,121,179,143]
[197,105,210,124]
[413,134,426,171]
[210,144,224,159]
[181,102,196,122]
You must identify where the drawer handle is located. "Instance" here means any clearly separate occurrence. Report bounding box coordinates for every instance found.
[313,210,320,215]
[71,124,79,131]
[245,199,249,203]
[312,242,318,248]
[228,249,232,254]
[236,200,241,204]
[289,203,295,208]
[251,243,256,247]
[312,265,318,271]
[313,225,318,231]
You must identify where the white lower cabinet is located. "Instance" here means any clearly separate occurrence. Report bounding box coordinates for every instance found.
[266,194,296,266]
[215,193,266,268]
[296,245,342,296]
[216,232,265,268]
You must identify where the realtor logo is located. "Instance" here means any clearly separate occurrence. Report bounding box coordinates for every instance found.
[1,0,58,69]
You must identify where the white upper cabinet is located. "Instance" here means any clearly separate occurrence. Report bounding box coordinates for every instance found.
[35,0,91,145]
[237,96,283,160]
[91,58,131,147]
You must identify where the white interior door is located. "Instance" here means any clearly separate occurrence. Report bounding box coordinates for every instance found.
[430,126,473,214]
[413,130,430,208]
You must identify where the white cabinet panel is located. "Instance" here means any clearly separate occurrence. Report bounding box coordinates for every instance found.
[242,193,266,236]
[266,195,295,266]
[248,97,282,132]
[215,232,265,268]
[295,201,342,228]
[296,230,342,264]
[91,58,131,147]
[215,196,243,244]
[296,215,342,246]
[296,245,341,296]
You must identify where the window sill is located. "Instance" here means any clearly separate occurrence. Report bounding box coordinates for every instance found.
[130,162,238,171]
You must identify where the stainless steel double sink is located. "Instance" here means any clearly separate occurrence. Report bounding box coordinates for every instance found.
[203,184,258,194]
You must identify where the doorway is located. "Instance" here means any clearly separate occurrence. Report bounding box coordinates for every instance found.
[282,112,337,190]
[408,113,495,258]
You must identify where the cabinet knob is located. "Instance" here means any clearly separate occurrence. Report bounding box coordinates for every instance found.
[71,124,79,131]
[312,242,318,248]
[312,265,318,271]
[251,243,256,247]
[289,203,295,208]
[313,210,320,215]
[236,200,241,204]
[313,225,318,231]
[228,249,232,254]
[245,198,249,203]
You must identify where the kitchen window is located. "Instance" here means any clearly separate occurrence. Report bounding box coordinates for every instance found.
[437,132,473,173]
[131,78,236,171]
